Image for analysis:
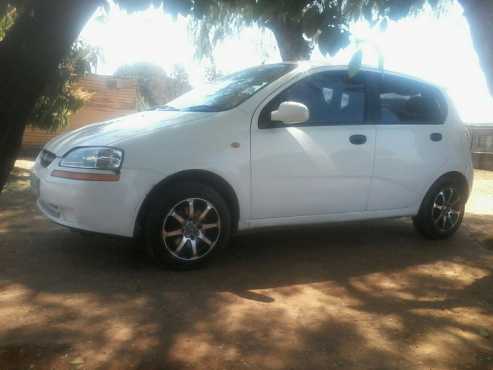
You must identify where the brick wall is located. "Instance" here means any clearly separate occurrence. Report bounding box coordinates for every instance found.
[22,74,138,150]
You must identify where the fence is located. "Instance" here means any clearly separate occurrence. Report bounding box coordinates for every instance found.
[468,125,493,170]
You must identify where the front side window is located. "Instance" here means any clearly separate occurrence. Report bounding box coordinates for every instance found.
[259,71,367,128]
[378,75,447,124]
[160,63,296,112]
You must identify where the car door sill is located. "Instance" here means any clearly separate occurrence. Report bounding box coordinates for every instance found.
[246,207,416,229]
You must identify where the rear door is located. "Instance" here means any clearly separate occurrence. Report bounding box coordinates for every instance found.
[250,70,378,220]
[368,74,449,211]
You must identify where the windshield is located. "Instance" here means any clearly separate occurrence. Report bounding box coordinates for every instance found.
[158,63,297,112]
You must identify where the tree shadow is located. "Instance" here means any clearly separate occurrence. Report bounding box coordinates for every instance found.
[0,212,492,369]
[1,170,493,369]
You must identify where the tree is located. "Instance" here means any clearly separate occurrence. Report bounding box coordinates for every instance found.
[1,5,99,129]
[114,62,192,109]
[457,0,493,104]
[115,62,167,109]
[166,64,193,100]
[0,0,101,193]
[29,41,99,131]
[190,0,493,91]
[1,0,492,194]
[204,62,224,82]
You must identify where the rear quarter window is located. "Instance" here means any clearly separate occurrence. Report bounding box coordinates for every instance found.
[378,75,447,124]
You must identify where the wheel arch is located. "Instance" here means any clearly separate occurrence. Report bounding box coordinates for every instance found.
[421,171,470,206]
[134,169,240,237]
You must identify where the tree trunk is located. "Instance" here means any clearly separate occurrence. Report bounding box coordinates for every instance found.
[267,17,312,62]
[459,0,493,96]
[0,0,99,194]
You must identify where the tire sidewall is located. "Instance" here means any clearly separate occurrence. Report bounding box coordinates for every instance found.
[415,177,465,239]
[145,182,232,269]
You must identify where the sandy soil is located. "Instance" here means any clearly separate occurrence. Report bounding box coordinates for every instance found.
[0,161,492,370]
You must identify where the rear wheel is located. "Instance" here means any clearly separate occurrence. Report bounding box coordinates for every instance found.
[413,177,466,239]
[145,182,232,269]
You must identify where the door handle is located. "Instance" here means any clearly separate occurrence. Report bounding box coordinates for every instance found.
[430,133,442,142]
[349,134,367,145]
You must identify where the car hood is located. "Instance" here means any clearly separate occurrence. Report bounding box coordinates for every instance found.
[44,110,207,155]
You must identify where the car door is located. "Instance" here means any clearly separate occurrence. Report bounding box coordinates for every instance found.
[368,73,449,211]
[250,70,377,220]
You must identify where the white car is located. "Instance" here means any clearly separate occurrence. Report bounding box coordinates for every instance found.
[32,63,473,268]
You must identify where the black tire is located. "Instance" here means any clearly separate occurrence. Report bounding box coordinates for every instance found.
[413,176,466,240]
[144,182,232,269]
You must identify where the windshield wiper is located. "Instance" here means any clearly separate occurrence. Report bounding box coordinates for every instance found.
[181,105,219,112]
[155,105,179,111]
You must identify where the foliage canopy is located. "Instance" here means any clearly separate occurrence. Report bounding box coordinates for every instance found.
[0,3,98,131]
[114,62,192,109]
[180,0,452,61]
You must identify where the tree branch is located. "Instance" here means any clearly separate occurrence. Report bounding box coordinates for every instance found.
[0,0,100,193]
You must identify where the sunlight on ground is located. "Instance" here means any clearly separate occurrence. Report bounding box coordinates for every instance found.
[2,264,491,370]
[0,160,492,369]
[14,160,34,171]
[3,159,34,193]
[466,170,493,216]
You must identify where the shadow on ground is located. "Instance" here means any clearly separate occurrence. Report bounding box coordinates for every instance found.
[0,163,492,370]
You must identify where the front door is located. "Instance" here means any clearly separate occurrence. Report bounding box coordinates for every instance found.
[251,70,377,220]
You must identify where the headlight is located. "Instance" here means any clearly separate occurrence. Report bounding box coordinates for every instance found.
[60,147,124,171]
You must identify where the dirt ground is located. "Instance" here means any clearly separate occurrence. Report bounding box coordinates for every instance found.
[1,160,493,370]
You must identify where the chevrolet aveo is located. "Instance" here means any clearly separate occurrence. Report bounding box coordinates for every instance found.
[32,63,473,268]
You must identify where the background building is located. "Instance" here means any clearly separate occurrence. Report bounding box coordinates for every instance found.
[22,74,138,151]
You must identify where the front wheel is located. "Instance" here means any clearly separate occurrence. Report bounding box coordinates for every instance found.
[413,178,466,239]
[145,182,232,269]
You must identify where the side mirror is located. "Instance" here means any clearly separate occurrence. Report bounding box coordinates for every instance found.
[271,101,310,125]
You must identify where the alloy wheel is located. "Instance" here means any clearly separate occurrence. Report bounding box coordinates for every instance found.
[431,187,462,232]
[162,198,221,261]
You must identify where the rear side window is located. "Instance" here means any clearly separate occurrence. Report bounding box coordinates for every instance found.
[378,75,447,124]
[259,71,367,128]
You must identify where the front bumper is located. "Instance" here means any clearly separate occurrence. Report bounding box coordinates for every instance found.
[32,157,156,238]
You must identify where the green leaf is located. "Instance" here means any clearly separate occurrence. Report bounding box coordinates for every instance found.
[302,4,323,38]
[318,28,351,57]
[29,41,98,131]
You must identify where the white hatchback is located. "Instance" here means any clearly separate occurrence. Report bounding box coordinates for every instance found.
[32,63,473,268]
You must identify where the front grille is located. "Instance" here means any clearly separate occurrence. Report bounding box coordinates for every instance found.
[40,150,56,168]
